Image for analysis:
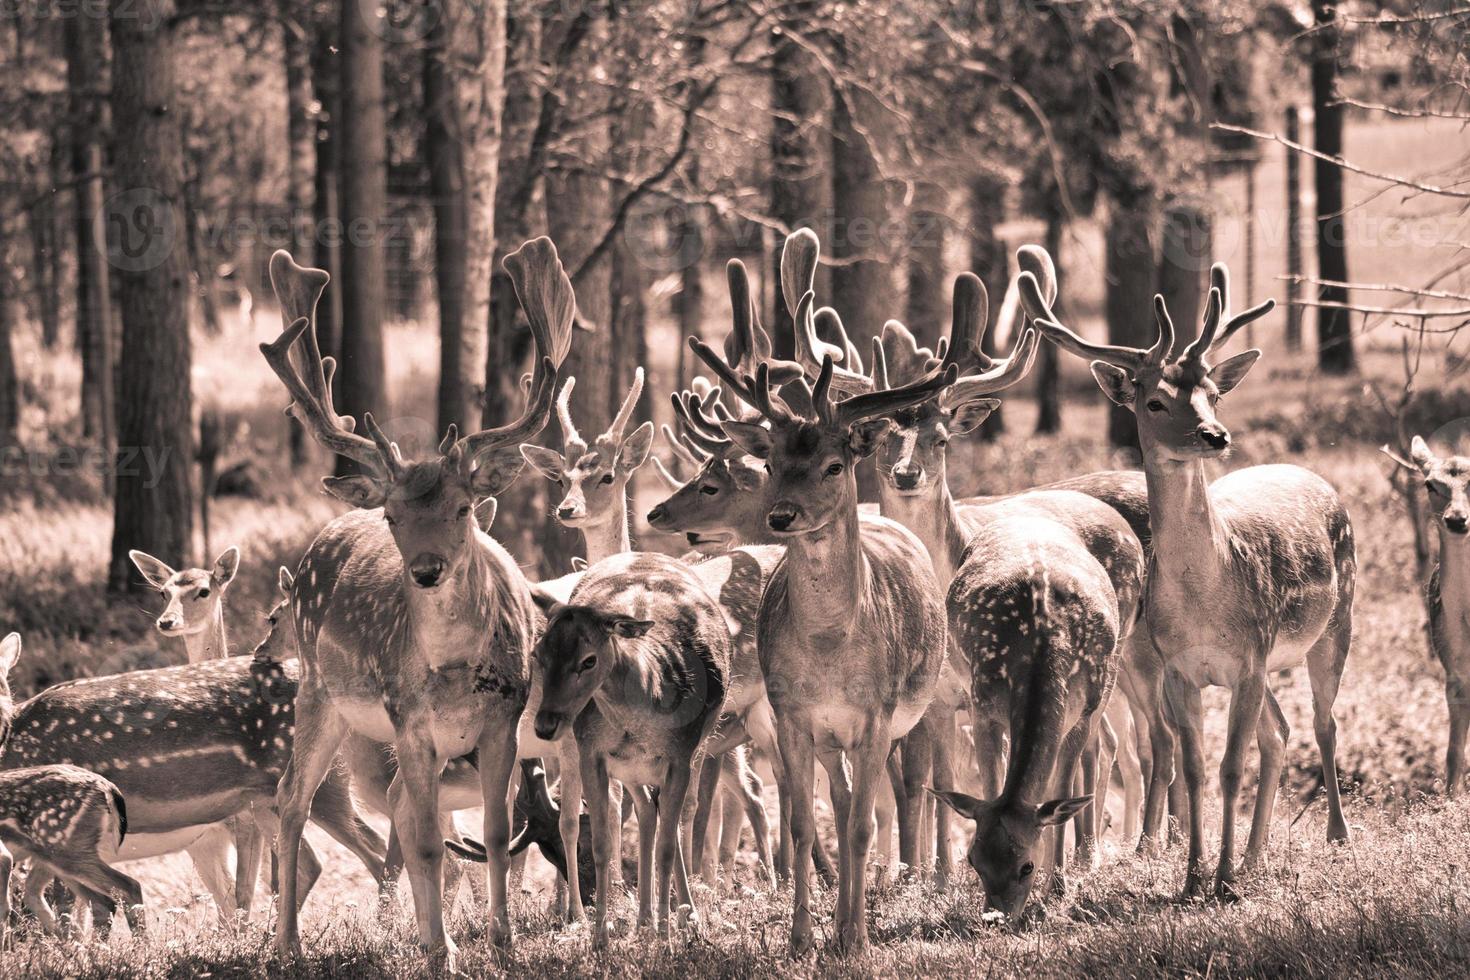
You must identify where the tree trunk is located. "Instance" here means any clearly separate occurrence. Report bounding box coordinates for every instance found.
[336,0,389,472]
[0,257,17,451]
[1157,201,1208,337]
[769,4,831,357]
[905,183,947,352]
[65,13,114,451]
[28,183,61,350]
[1284,106,1303,353]
[284,21,315,464]
[427,0,507,437]
[1312,0,1354,374]
[1034,209,1064,435]
[310,25,342,372]
[1104,194,1155,450]
[107,0,194,591]
[968,173,1007,440]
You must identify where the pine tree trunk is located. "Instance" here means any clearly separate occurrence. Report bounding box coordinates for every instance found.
[1311,0,1354,375]
[0,258,17,451]
[1157,202,1208,338]
[1034,209,1064,435]
[310,26,342,371]
[1104,194,1155,450]
[107,0,194,591]
[284,22,315,464]
[968,173,1006,440]
[1284,106,1304,353]
[65,13,113,451]
[336,0,389,472]
[905,183,947,352]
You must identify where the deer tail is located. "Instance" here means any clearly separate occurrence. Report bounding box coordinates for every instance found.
[109,785,129,847]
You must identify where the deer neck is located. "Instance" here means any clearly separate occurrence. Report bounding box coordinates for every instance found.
[581,496,631,565]
[880,476,967,586]
[403,541,498,670]
[1439,527,1470,601]
[783,500,866,634]
[1001,667,1070,808]
[182,604,229,663]
[1142,453,1230,589]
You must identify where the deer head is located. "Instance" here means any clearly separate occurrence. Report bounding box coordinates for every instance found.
[519,369,654,528]
[529,603,654,741]
[869,254,1044,497]
[1028,263,1272,464]
[261,238,573,591]
[931,789,1092,924]
[1408,436,1470,537]
[248,567,297,662]
[0,632,20,750]
[129,546,240,637]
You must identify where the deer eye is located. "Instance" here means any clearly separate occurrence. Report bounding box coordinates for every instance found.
[196,588,211,600]
[578,655,597,672]
[699,485,719,496]
[458,505,472,518]
[1019,862,1035,879]
[825,462,844,477]
[1146,399,1166,413]
[599,473,614,486]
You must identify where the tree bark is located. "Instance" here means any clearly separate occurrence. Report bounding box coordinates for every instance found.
[336,0,389,472]
[1157,201,1208,337]
[65,13,114,451]
[968,172,1007,440]
[107,0,194,591]
[1034,209,1064,435]
[283,20,315,464]
[769,4,831,357]
[905,183,947,352]
[1104,194,1155,450]
[1312,0,1354,374]
[427,0,507,437]
[1284,105,1303,353]
[310,25,342,372]
[0,256,17,451]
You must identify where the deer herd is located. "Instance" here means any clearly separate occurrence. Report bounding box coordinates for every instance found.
[0,226,1461,970]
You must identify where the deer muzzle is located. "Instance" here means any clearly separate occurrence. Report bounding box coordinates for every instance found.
[409,555,448,589]
[533,710,564,741]
[1196,424,1230,452]
[767,502,801,532]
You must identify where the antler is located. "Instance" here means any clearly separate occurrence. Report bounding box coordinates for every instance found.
[454,237,575,469]
[1180,264,1275,366]
[555,377,585,454]
[1022,264,1162,374]
[606,367,644,444]
[261,251,386,475]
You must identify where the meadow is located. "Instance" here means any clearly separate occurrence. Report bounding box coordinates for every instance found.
[1,112,1468,977]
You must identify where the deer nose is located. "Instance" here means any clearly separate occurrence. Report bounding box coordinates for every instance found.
[1197,425,1230,450]
[892,464,922,490]
[768,503,800,531]
[533,711,562,741]
[156,615,181,632]
[409,556,447,588]
[1447,514,1469,535]
[646,504,667,527]
[556,503,580,520]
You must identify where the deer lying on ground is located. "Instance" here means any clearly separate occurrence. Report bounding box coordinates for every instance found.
[0,634,143,943]
[1032,264,1354,899]
[530,552,730,944]
[262,240,571,971]
[1403,436,1470,796]
[521,367,775,890]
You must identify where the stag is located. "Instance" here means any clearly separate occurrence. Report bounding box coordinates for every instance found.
[261,240,570,969]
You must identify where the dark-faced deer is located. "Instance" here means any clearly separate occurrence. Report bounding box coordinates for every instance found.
[1403,436,1470,795]
[0,635,143,942]
[691,325,956,955]
[531,552,729,944]
[261,240,571,970]
[1032,265,1354,899]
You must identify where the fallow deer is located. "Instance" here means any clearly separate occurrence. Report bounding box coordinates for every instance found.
[1403,436,1470,795]
[1031,265,1354,899]
[691,323,962,955]
[261,239,571,969]
[530,552,730,944]
[0,634,143,942]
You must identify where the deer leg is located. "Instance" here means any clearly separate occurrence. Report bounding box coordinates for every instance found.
[1307,617,1352,843]
[184,823,238,924]
[475,712,518,949]
[819,746,853,924]
[273,685,346,955]
[1123,638,1174,854]
[1075,726,1102,867]
[690,750,723,882]
[717,779,743,885]
[928,710,956,886]
[1449,676,1470,798]
[1044,719,1090,899]
[899,727,931,877]
[732,749,774,888]
[1162,669,1207,898]
[556,738,586,923]
[632,785,657,930]
[581,750,614,947]
[779,716,818,956]
[230,811,263,921]
[0,842,10,948]
[657,763,696,936]
[22,864,60,935]
[309,762,388,886]
[836,730,885,955]
[876,754,900,879]
[1112,702,1144,845]
[388,724,454,971]
[1215,667,1267,901]
[54,856,144,938]
[1244,687,1288,871]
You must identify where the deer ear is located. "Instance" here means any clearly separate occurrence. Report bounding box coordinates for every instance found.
[129,550,176,589]
[470,446,527,497]
[321,475,391,509]
[729,459,764,491]
[529,586,562,617]
[721,420,773,460]
[606,616,655,639]
[928,788,985,821]
[0,633,20,677]
[474,497,498,531]
[1036,795,1093,826]
[948,398,1000,436]
[848,419,892,459]
[1090,362,1136,408]
[519,445,566,483]
[1411,435,1436,472]
[1208,349,1261,395]
[212,546,241,589]
[616,422,655,476]
[277,566,294,595]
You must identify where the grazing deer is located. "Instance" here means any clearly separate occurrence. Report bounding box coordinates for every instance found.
[691,319,958,955]
[0,634,143,942]
[129,545,263,918]
[261,240,570,969]
[1403,436,1470,795]
[521,368,775,889]
[530,552,730,943]
[1031,265,1354,899]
